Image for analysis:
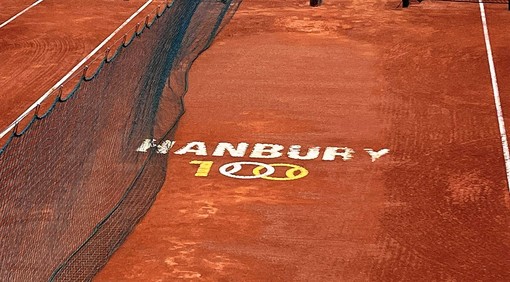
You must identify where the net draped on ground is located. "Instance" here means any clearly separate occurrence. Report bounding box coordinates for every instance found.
[0,0,242,280]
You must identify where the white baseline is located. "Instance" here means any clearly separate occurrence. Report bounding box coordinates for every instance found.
[479,2,510,192]
[0,0,44,29]
[0,0,153,139]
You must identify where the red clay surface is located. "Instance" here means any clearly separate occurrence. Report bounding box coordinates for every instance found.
[94,0,510,280]
[1,0,510,280]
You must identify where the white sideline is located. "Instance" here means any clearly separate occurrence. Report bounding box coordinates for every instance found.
[0,0,153,139]
[0,0,44,29]
[479,2,510,192]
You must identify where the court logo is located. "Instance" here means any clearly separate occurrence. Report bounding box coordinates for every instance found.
[137,140,390,181]
[188,161,308,181]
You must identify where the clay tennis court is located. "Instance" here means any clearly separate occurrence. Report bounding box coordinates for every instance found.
[1,0,509,280]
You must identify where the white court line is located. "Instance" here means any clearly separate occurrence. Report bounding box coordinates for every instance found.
[0,0,153,139]
[0,0,44,29]
[479,2,510,192]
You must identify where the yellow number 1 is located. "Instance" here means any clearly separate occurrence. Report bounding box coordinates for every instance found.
[189,160,214,177]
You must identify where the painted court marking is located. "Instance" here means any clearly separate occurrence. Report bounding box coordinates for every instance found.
[0,0,44,29]
[0,0,153,139]
[479,2,510,192]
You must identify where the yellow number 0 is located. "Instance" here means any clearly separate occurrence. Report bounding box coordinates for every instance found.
[252,163,308,181]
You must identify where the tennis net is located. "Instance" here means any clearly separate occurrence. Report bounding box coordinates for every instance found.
[0,0,242,280]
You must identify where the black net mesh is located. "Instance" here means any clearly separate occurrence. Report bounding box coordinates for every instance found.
[0,0,242,281]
